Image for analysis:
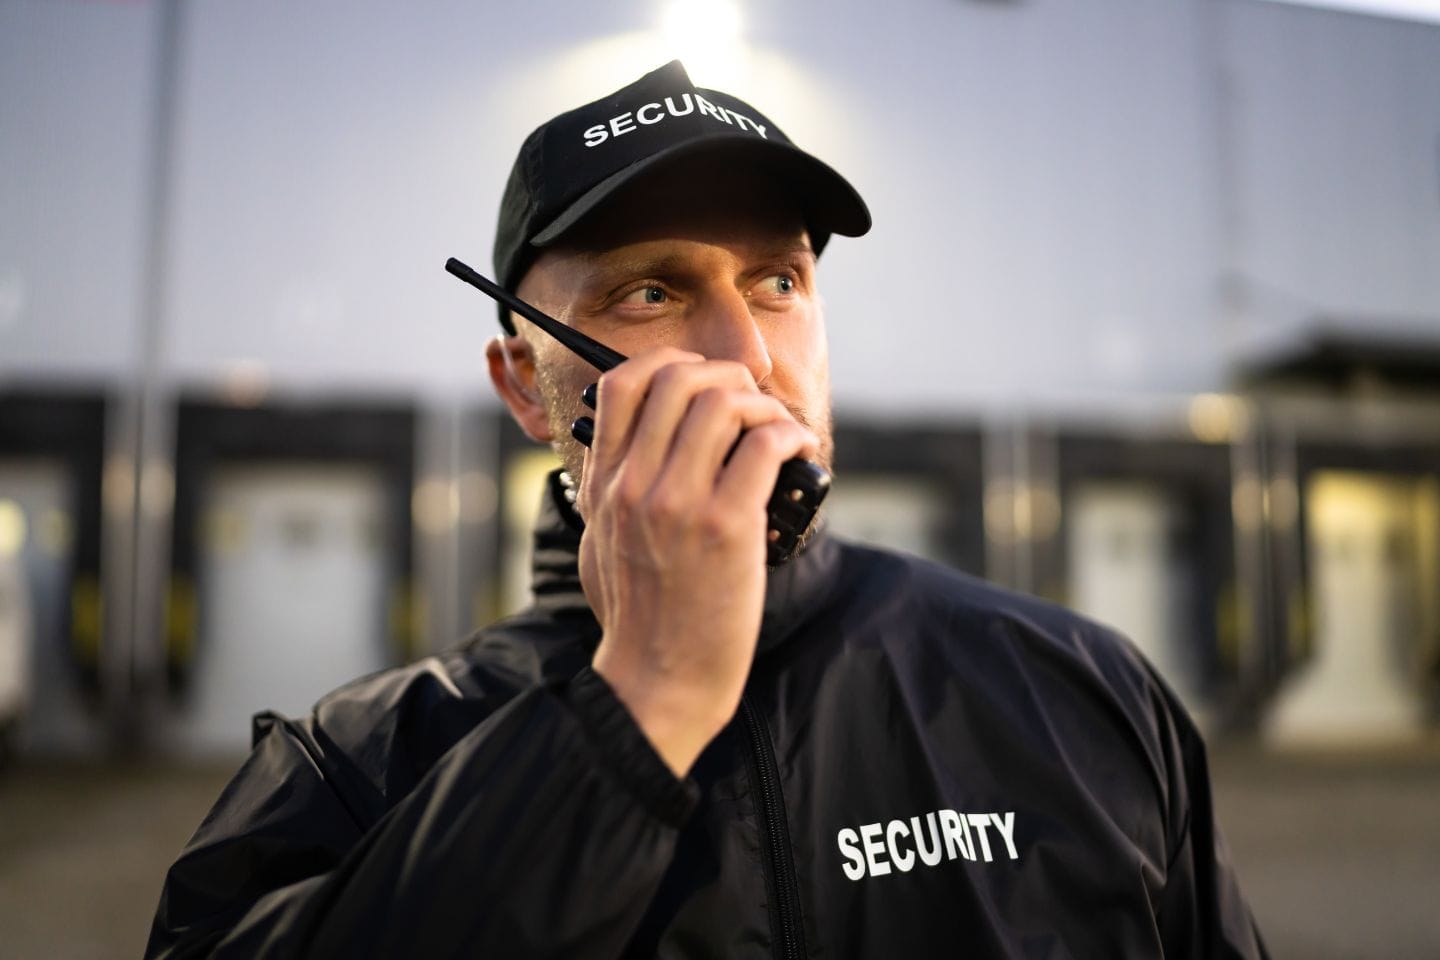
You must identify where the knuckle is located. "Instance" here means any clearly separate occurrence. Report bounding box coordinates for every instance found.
[693,386,732,418]
[652,363,690,395]
[697,504,743,542]
[646,487,687,523]
[598,370,637,405]
[613,470,648,509]
[697,511,729,542]
[750,425,787,457]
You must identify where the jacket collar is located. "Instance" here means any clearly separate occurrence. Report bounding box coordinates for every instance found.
[528,470,839,653]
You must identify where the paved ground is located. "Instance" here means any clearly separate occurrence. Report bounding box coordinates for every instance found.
[1210,744,1440,960]
[0,760,237,960]
[1,745,1438,958]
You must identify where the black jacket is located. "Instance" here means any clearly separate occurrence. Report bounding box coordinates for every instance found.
[148,474,1268,959]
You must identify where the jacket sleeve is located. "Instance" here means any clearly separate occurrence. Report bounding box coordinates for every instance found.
[146,666,697,959]
[1151,681,1271,960]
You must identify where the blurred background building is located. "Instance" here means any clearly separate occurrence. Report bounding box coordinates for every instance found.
[1,0,1438,956]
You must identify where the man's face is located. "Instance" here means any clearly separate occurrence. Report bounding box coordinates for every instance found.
[508,156,833,484]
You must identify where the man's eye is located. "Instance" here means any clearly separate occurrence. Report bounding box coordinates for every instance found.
[758,275,795,295]
[620,286,667,305]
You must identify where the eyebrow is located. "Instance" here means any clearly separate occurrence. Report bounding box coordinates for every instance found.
[576,242,816,290]
[577,253,693,289]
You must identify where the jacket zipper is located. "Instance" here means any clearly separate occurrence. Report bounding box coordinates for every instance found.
[739,695,806,960]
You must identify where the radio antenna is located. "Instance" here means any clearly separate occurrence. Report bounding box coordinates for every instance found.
[445,257,626,372]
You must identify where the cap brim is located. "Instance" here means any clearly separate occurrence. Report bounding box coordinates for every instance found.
[530,134,871,249]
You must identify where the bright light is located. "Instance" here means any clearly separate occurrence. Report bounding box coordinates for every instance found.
[662,0,742,45]
[0,500,26,557]
[660,0,747,87]
[222,358,271,408]
[1256,0,1440,27]
[1187,394,1249,444]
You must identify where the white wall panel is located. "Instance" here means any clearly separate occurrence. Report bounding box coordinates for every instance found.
[4,0,1437,405]
[1221,1,1440,340]
[161,1,700,397]
[0,1,156,379]
[795,0,1228,409]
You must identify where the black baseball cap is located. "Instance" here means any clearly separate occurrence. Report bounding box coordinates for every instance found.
[491,59,871,333]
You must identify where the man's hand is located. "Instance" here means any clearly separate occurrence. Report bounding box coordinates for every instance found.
[576,348,819,779]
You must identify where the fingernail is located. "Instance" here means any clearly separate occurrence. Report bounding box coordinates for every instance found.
[570,416,595,447]
[581,383,597,409]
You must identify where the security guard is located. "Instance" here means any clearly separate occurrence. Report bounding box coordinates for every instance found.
[148,61,1268,959]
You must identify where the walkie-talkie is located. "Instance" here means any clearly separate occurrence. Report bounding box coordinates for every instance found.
[445,257,829,566]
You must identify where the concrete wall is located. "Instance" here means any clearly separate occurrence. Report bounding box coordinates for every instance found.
[3,0,1438,410]
[0,1,158,380]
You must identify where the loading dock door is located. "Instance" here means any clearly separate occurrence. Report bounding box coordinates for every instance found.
[1068,481,1205,711]
[0,458,97,754]
[1267,471,1438,746]
[174,463,391,755]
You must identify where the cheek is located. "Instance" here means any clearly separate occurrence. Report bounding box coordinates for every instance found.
[770,309,828,393]
[534,349,594,420]
[595,316,688,360]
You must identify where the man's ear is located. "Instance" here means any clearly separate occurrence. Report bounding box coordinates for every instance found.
[486,334,553,442]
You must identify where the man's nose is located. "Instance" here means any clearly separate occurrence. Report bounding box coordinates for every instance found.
[688,290,773,386]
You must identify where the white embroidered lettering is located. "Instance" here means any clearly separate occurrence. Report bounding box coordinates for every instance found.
[990,811,1020,860]
[837,828,866,881]
[959,809,975,859]
[694,94,725,122]
[938,809,971,862]
[838,809,1019,879]
[886,820,915,872]
[969,814,996,862]
[859,822,890,877]
[912,813,943,867]
[582,92,771,149]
